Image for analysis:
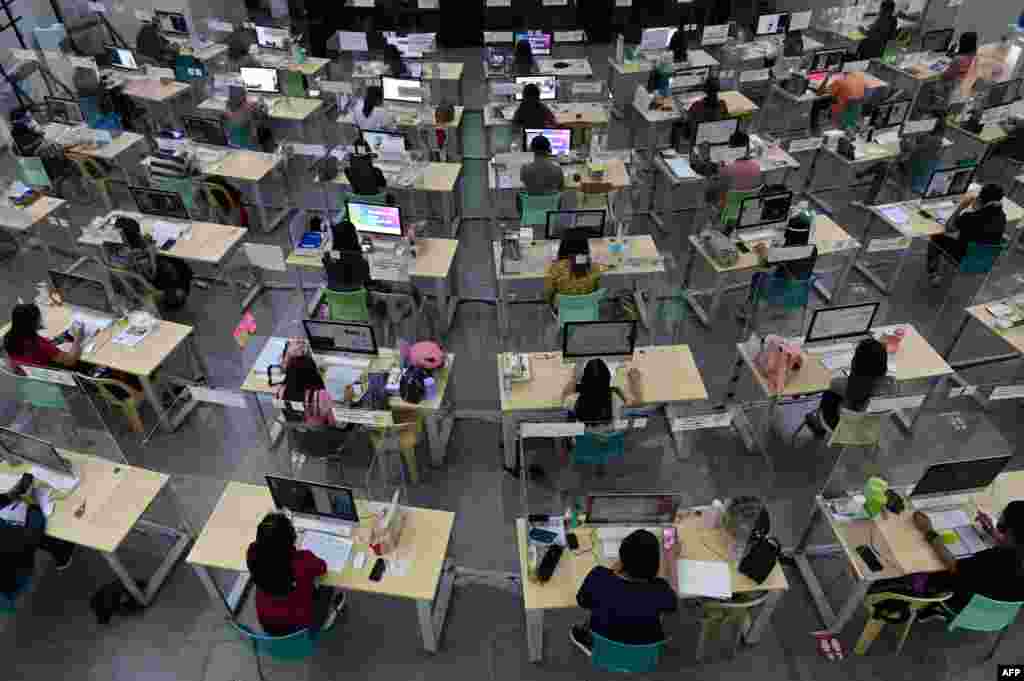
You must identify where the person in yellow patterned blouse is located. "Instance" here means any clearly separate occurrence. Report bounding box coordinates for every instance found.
[544,228,606,306]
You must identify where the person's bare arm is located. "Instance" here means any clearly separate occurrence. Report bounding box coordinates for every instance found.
[623,367,644,405]
[913,511,960,573]
[52,324,83,367]
[561,376,577,401]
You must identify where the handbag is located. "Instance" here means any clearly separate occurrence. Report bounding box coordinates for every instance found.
[738,536,781,584]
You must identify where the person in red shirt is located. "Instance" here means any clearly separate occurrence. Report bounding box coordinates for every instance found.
[3,303,82,373]
[246,513,346,636]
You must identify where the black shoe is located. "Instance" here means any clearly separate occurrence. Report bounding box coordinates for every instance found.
[569,625,593,657]
[804,412,827,438]
[916,604,950,623]
[55,549,74,571]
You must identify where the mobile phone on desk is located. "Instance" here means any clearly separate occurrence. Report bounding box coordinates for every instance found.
[856,544,883,572]
[369,558,386,582]
[528,527,558,544]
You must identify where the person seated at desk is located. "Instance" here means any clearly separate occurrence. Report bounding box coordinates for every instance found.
[943,31,978,84]
[687,76,729,125]
[900,114,947,194]
[570,528,677,656]
[513,83,557,130]
[135,18,180,68]
[116,216,193,309]
[561,357,643,427]
[345,152,388,197]
[720,131,763,193]
[816,70,867,130]
[805,337,888,435]
[514,39,536,77]
[782,30,804,59]
[4,303,83,373]
[856,0,898,61]
[0,474,75,589]
[927,183,1007,285]
[353,85,397,131]
[544,229,606,305]
[323,218,371,292]
[247,512,346,636]
[222,85,266,150]
[520,134,565,196]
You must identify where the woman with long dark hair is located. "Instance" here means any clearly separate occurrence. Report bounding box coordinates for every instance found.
[3,303,82,372]
[246,513,345,635]
[561,358,643,427]
[807,337,888,434]
[353,85,396,131]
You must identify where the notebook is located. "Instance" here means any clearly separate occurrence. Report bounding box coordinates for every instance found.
[677,559,732,599]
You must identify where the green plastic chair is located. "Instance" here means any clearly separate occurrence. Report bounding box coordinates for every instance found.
[591,632,664,673]
[720,187,763,228]
[279,70,306,98]
[556,288,606,328]
[839,100,865,131]
[753,273,817,309]
[0,572,32,614]
[959,240,1007,274]
[947,594,1024,659]
[15,373,68,410]
[225,119,255,150]
[518,191,562,228]
[322,288,370,322]
[571,431,625,464]
[150,176,195,215]
[230,621,317,663]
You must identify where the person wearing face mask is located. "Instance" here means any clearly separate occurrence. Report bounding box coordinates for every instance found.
[927,183,1007,286]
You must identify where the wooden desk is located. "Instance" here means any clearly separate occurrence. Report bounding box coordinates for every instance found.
[187,481,455,652]
[118,76,192,103]
[516,510,788,662]
[606,50,720,115]
[632,90,758,151]
[350,60,464,102]
[191,147,289,233]
[481,102,610,157]
[80,211,246,266]
[535,57,593,78]
[197,95,323,122]
[944,301,1024,369]
[337,106,465,160]
[0,449,191,606]
[497,346,708,466]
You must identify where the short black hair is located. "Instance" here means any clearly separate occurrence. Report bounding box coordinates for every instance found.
[979,183,1005,205]
[530,134,552,154]
[619,529,660,580]
[1000,500,1024,543]
[522,83,540,101]
[729,130,750,149]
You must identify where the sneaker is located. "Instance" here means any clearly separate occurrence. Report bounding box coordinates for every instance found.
[321,591,347,631]
[569,625,593,657]
[55,550,74,571]
[804,412,827,438]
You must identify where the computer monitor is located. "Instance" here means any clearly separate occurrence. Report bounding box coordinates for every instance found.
[737,190,794,229]
[524,128,571,156]
[348,201,403,238]
[789,10,812,32]
[669,66,708,93]
[302,319,378,356]
[254,25,289,50]
[986,79,1022,108]
[513,30,552,56]
[129,186,191,220]
[922,165,976,200]
[804,302,881,344]
[870,99,912,129]
[514,75,556,101]
[183,115,228,146]
[640,26,678,51]
[362,129,406,155]
[265,475,360,524]
[381,75,423,104]
[154,9,189,36]
[585,493,680,525]
[48,270,115,314]
[756,12,791,36]
[563,320,638,360]
[545,209,606,240]
[923,28,954,54]
[403,59,423,79]
[695,118,739,145]
[0,428,75,476]
[108,47,139,71]
[910,455,1014,499]
[240,67,279,94]
[809,48,845,73]
[46,97,83,124]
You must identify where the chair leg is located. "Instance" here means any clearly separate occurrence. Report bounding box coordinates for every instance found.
[124,405,145,434]
[695,620,709,662]
[791,422,807,448]
[895,613,917,655]
[854,617,886,655]
[401,446,419,485]
[728,615,746,659]
[986,627,1011,661]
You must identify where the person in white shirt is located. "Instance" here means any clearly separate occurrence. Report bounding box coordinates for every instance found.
[352,86,396,131]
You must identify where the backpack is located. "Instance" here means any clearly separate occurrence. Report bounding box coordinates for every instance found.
[754,335,803,393]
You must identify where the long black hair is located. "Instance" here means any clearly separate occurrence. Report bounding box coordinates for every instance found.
[998,500,1024,576]
[957,31,978,56]
[514,39,534,75]
[362,85,383,119]
[282,354,325,405]
[248,513,298,596]
[574,358,614,424]
[331,219,362,253]
[4,303,43,357]
[846,338,888,409]
[557,228,592,276]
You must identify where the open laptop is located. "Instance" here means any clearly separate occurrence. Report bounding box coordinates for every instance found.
[755,12,790,37]
[669,66,709,94]
[513,30,552,56]
[545,209,606,240]
[48,269,118,338]
[869,99,912,140]
[586,492,680,558]
[240,66,280,95]
[265,475,359,559]
[734,190,793,241]
[183,115,228,147]
[107,46,140,71]
[524,128,571,156]
[809,48,845,74]
[802,302,881,368]
[154,9,189,36]
[254,25,289,51]
[303,319,378,370]
[563,320,637,378]
[922,28,954,54]
[694,118,738,146]
[381,75,424,110]
[0,428,80,493]
[361,129,406,163]
[46,97,84,125]
[919,165,976,219]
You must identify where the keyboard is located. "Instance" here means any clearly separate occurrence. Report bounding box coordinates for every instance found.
[597,526,667,558]
[736,228,780,243]
[804,342,856,356]
[300,531,354,572]
[293,515,353,537]
[911,494,973,511]
[315,354,373,370]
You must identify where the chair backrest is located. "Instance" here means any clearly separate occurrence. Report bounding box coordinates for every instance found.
[572,430,626,464]
[756,273,817,309]
[960,240,1007,274]
[839,100,865,130]
[1,362,69,410]
[150,175,195,214]
[591,632,664,673]
[518,191,562,227]
[279,70,306,98]
[230,621,317,661]
[721,186,763,227]
[323,288,370,322]
[0,572,33,613]
[76,372,137,409]
[948,594,1024,633]
[224,118,254,150]
[828,407,885,447]
[16,156,52,190]
[557,288,606,327]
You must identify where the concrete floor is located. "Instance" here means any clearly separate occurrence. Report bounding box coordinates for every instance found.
[1,43,1023,681]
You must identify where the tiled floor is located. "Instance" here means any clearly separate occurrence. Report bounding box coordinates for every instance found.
[1,43,1023,681]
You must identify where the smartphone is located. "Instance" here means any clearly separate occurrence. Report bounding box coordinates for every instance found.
[856,544,883,572]
[369,558,386,582]
[161,239,176,250]
[566,532,579,550]
[528,527,558,544]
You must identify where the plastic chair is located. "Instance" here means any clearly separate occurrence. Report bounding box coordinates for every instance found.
[828,407,887,449]
[76,373,145,433]
[66,153,113,208]
[367,410,423,488]
[855,591,954,655]
[15,157,52,190]
[720,187,763,227]
[556,288,607,328]
[839,100,865,131]
[200,182,241,224]
[322,288,370,322]
[371,290,418,347]
[696,593,771,661]
[958,240,1007,274]
[282,421,349,478]
[947,594,1024,659]
[753,273,817,309]
[591,632,664,673]
[571,430,625,465]
[230,621,317,664]
[150,176,195,216]
[224,119,255,150]
[173,55,206,83]
[108,267,164,316]
[518,191,562,228]
[0,572,33,614]
[279,70,306,98]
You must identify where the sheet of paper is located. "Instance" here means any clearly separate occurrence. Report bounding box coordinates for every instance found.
[664,157,699,179]
[677,559,732,599]
[253,337,288,375]
[151,221,183,245]
[112,325,151,347]
[243,243,286,272]
[925,509,971,531]
[73,315,113,339]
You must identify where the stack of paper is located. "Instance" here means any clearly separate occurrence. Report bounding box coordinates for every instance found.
[677,559,732,599]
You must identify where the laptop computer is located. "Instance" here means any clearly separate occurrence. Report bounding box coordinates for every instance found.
[265,475,359,541]
[302,319,378,369]
[585,492,680,558]
[545,209,606,240]
[107,46,140,71]
[802,302,881,369]
[361,129,407,163]
[47,269,118,338]
[0,428,80,493]
[919,165,976,220]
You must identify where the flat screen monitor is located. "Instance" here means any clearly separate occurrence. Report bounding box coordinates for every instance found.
[514,75,556,101]
[362,129,406,155]
[513,30,552,56]
[48,270,114,313]
[524,128,571,155]
[789,10,812,32]
[255,25,289,50]
[154,9,188,36]
[910,455,1014,498]
[756,12,791,36]
[669,66,708,93]
[695,118,739,145]
[585,493,680,525]
[923,165,976,200]
[348,201,403,238]
[640,26,678,51]
[737,190,793,229]
[987,79,1022,108]
[129,186,191,220]
[302,319,378,355]
[108,47,139,70]
[805,302,880,344]
[183,115,227,146]
[240,66,279,94]
[265,475,359,523]
[922,28,954,54]
[0,428,73,475]
[809,48,845,73]
[870,99,912,129]
[46,97,83,124]
[381,75,423,104]
[545,210,606,240]
[563,320,638,360]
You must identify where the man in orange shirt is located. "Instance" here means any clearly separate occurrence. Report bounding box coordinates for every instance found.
[818,70,867,129]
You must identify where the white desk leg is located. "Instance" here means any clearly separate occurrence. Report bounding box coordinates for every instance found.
[503,416,519,469]
[426,413,445,466]
[526,608,544,663]
[416,560,455,654]
[744,590,783,645]
[139,374,173,432]
[103,552,153,606]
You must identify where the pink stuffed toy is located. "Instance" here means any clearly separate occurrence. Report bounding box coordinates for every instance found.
[407,340,445,370]
[754,335,803,393]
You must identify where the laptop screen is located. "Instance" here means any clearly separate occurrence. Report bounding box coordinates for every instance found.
[923,166,975,201]
[513,31,552,56]
[0,428,72,475]
[240,67,279,94]
[265,475,359,523]
[922,28,954,54]
[255,25,289,50]
[585,493,679,525]
[302,320,378,355]
[362,130,406,155]
[755,13,790,36]
[155,10,189,35]
[515,76,556,101]
[545,210,606,240]
[348,201,403,237]
[737,191,793,229]
[695,118,738,145]
[48,270,114,313]
[183,115,227,146]
[809,48,845,73]
[871,100,912,129]
[108,47,138,70]
[524,128,571,155]
[805,302,880,344]
[563,321,637,359]
[46,97,83,124]
[381,76,424,104]
[129,186,191,220]
[911,455,1013,498]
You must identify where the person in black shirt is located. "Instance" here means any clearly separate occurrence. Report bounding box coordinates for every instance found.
[323,218,371,291]
[0,474,75,599]
[857,0,899,60]
[513,39,536,77]
[345,153,387,197]
[927,183,1007,285]
[513,83,557,130]
[570,529,677,656]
